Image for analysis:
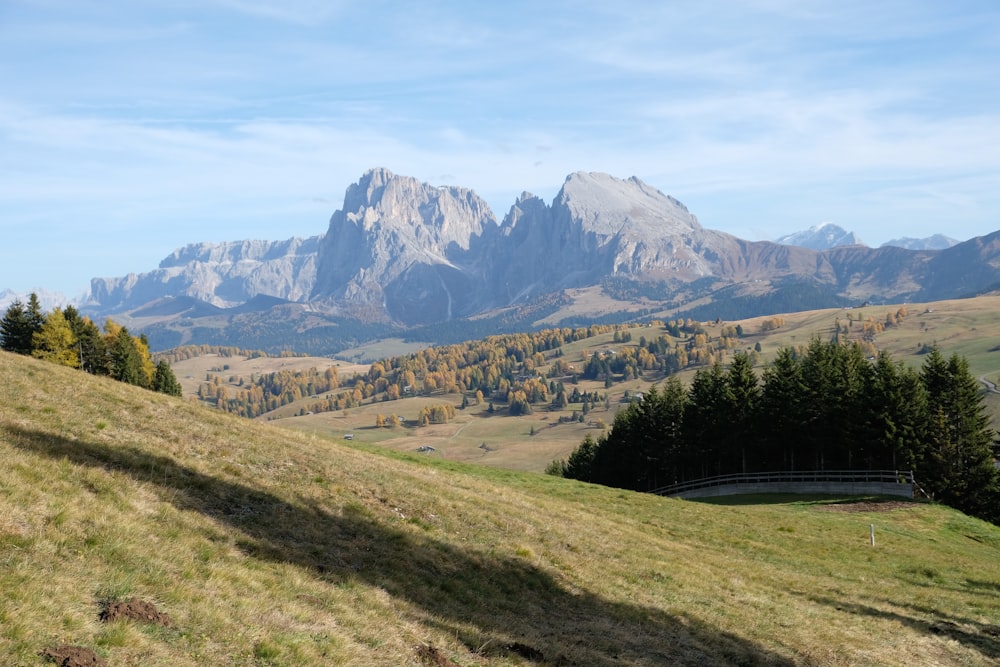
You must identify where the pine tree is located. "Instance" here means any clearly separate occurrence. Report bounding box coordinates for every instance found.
[759,347,807,470]
[564,434,599,482]
[723,352,760,473]
[0,299,32,354]
[683,363,728,478]
[830,341,874,469]
[920,349,1000,520]
[798,338,842,470]
[865,353,926,470]
[62,306,105,373]
[25,293,45,345]
[110,326,145,387]
[152,360,183,397]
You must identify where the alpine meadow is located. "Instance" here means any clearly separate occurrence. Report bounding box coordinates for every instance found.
[4,296,1000,665]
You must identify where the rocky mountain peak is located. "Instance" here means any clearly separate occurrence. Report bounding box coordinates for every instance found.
[339,167,496,245]
[310,169,499,322]
[777,222,864,250]
[556,172,702,238]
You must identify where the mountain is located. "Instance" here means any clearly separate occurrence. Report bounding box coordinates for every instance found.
[0,288,77,312]
[776,222,864,250]
[86,236,321,314]
[881,234,959,250]
[76,169,1000,353]
[311,167,499,324]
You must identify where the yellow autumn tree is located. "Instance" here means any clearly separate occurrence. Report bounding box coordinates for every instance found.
[32,307,79,368]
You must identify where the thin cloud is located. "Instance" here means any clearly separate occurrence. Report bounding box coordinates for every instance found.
[2,0,1000,295]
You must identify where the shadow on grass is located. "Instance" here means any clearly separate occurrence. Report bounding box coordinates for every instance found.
[808,595,1000,662]
[6,424,797,667]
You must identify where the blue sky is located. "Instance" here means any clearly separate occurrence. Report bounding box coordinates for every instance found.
[3,0,1000,298]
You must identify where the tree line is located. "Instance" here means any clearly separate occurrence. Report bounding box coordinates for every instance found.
[555,339,1000,524]
[0,294,181,396]
[205,325,628,418]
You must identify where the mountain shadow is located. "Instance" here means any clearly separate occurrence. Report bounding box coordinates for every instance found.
[6,424,798,666]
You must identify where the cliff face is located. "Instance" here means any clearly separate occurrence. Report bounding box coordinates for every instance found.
[87,237,320,312]
[310,167,499,323]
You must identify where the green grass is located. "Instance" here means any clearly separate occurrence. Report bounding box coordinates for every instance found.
[6,351,1000,665]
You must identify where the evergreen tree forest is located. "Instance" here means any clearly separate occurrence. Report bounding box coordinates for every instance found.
[558,340,1000,524]
[0,295,182,397]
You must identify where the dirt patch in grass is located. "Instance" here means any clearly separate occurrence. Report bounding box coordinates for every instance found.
[40,645,107,666]
[819,499,916,513]
[99,597,175,627]
[416,643,462,666]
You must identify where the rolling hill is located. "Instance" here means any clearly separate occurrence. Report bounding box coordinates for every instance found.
[168,295,1000,475]
[3,351,1000,665]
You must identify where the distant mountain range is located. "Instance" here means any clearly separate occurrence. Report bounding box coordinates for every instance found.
[0,288,77,313]
[880,234,960,251]
[34,167,997,353]
[776,222,959,252]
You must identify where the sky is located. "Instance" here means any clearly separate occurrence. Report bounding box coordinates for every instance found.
[3,0,1000,299]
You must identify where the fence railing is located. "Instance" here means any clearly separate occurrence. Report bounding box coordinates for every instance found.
[651,470,914,498]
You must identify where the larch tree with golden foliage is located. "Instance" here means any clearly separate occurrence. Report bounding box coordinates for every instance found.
[31,307,79,368]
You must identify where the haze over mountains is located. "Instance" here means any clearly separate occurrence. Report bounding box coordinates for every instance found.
[12,168,996,353]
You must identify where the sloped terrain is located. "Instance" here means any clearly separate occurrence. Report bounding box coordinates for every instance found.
[2,352,1000,665]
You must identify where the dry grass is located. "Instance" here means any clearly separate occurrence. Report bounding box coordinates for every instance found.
[3,351,1000,665]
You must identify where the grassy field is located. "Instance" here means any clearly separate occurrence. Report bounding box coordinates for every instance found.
[171,295,1000,474]
[2,351,1000,665]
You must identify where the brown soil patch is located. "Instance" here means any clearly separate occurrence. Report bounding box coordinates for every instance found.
[99,597,175,627]
[40,645,107,667]
[819,499,915,513]
[416,643,461,666]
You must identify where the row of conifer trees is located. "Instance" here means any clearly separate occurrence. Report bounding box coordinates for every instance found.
[0,294,182,396]
[557,339,1000,523]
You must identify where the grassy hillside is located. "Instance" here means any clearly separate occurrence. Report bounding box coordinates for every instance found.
[3,352,1000,665]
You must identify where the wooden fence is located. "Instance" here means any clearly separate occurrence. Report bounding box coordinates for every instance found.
[651,470,915,500]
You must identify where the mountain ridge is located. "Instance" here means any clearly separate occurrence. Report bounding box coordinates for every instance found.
[70,168,1000,353]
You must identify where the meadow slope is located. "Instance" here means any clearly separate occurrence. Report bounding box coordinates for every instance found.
[2,351,1000,666]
